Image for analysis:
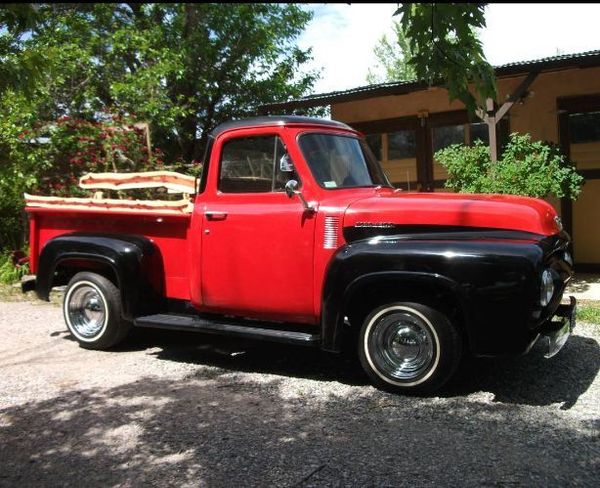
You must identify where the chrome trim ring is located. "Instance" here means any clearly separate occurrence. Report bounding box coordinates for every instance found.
[64,281,108,342]
[364,306,440,387]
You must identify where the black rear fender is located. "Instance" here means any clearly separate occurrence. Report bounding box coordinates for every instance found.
[35,233,164,320]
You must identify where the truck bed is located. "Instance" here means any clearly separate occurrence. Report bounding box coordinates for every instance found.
[26,171,195,300]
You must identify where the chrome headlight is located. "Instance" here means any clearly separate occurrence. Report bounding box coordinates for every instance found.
[540,269,555,307]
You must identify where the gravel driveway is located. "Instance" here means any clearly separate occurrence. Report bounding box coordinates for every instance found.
[0,299,598,487]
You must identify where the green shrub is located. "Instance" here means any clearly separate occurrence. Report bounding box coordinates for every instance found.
[0,250,29,284]
[435,133,584,200]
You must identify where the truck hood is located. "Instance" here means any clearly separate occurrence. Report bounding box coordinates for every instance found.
[343,191,561,237]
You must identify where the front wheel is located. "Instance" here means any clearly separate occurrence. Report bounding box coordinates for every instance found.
[63,272,130,350]
[358,302,462,395]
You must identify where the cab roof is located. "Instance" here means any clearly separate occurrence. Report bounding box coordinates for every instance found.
[209,116,354,138]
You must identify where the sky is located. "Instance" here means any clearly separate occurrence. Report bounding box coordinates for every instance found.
[297,3,600,94]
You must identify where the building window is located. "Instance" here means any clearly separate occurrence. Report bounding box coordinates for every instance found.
[388,130,416,160]
[432,125,465,153]
[569,111,600,144]
[469,122,490,145]
[433,122,495,153]
[365,133,382,161]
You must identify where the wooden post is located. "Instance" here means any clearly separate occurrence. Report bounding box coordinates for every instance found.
[486,98,498,162]
[134,122,152,156]
[144,123,152,156]
[477,71,540,163]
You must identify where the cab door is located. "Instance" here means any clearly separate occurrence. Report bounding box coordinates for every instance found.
[200,131,316,323]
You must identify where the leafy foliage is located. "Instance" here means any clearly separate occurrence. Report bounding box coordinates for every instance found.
[0,92,47,250]
[0,3,317,254]
[0,4,48,96]
[395,3,496,114]
[0,102,165,249]
[32,115,167,198]
[366,21,416,84]
[435,133,584,200]
[11,3,318,162]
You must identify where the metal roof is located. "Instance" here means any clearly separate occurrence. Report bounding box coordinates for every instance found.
[260,49,600,112]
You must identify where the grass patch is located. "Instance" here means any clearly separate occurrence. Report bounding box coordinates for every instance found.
[0,282,30,302]
[0,249,29,284]
[0,283,62,304]
[577,301,600,325]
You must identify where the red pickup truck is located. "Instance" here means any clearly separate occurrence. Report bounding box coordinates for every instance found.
[23,116,576,394]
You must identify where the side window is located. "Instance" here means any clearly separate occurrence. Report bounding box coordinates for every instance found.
[219,135,298,193]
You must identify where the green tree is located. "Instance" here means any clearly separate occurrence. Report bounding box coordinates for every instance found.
[366,21,416,84]
[0,4,48,96]
[0,92,49,250]
[0,4,318,251]
[8,3,318,162]
[395,3,496,114]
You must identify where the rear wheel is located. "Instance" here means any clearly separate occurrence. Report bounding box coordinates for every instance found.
[358,302,462,394]
[63,272,130,349]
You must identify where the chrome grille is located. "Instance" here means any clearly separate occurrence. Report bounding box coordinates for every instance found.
[324,216,339,249]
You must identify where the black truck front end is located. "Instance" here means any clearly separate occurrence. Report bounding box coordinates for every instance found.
[322,228,575,357]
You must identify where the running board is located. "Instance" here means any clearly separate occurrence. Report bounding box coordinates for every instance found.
[133,313,320,347]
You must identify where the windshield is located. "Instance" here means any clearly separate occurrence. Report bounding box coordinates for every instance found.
[299,133,391,189]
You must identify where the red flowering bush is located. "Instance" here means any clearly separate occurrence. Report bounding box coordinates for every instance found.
[35,114,163,198]
[1,106,189,251]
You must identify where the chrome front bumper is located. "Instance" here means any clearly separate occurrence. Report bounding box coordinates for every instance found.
[541,296,576,358]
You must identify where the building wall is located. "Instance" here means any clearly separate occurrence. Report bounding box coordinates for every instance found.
[332,66,600,146]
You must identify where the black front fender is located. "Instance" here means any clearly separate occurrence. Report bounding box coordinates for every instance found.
[36,233,163,320]
[321,231,547,355]
[324,269,467,352]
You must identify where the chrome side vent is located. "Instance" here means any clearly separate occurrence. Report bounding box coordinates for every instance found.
[324,216,340,249]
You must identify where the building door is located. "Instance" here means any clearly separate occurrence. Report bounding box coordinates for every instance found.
[558,94,600,270]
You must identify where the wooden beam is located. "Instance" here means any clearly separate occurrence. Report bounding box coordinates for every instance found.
[495,70,539,122]
[475,107,488,123]
[480,70,539,162]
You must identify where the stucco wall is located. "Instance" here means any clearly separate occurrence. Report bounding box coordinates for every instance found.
[332,66,600,145]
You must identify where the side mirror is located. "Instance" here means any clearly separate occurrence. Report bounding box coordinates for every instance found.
[285,179,299,198]
[285,180,315,214]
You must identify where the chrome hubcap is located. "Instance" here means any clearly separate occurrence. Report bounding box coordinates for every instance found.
[369,310,434,381]
[67,285,106,339]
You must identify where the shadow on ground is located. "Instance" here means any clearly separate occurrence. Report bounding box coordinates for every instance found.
[1,364,598,487]
[1,318,598,487]
[445,335,600,409]
[116,326,600,410]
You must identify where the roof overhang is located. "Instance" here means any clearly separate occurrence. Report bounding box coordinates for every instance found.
[259,50,600,112]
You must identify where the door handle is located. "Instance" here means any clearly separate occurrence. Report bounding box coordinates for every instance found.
[205,211,228,221]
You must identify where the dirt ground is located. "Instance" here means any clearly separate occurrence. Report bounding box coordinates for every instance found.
[0,299,598,487]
